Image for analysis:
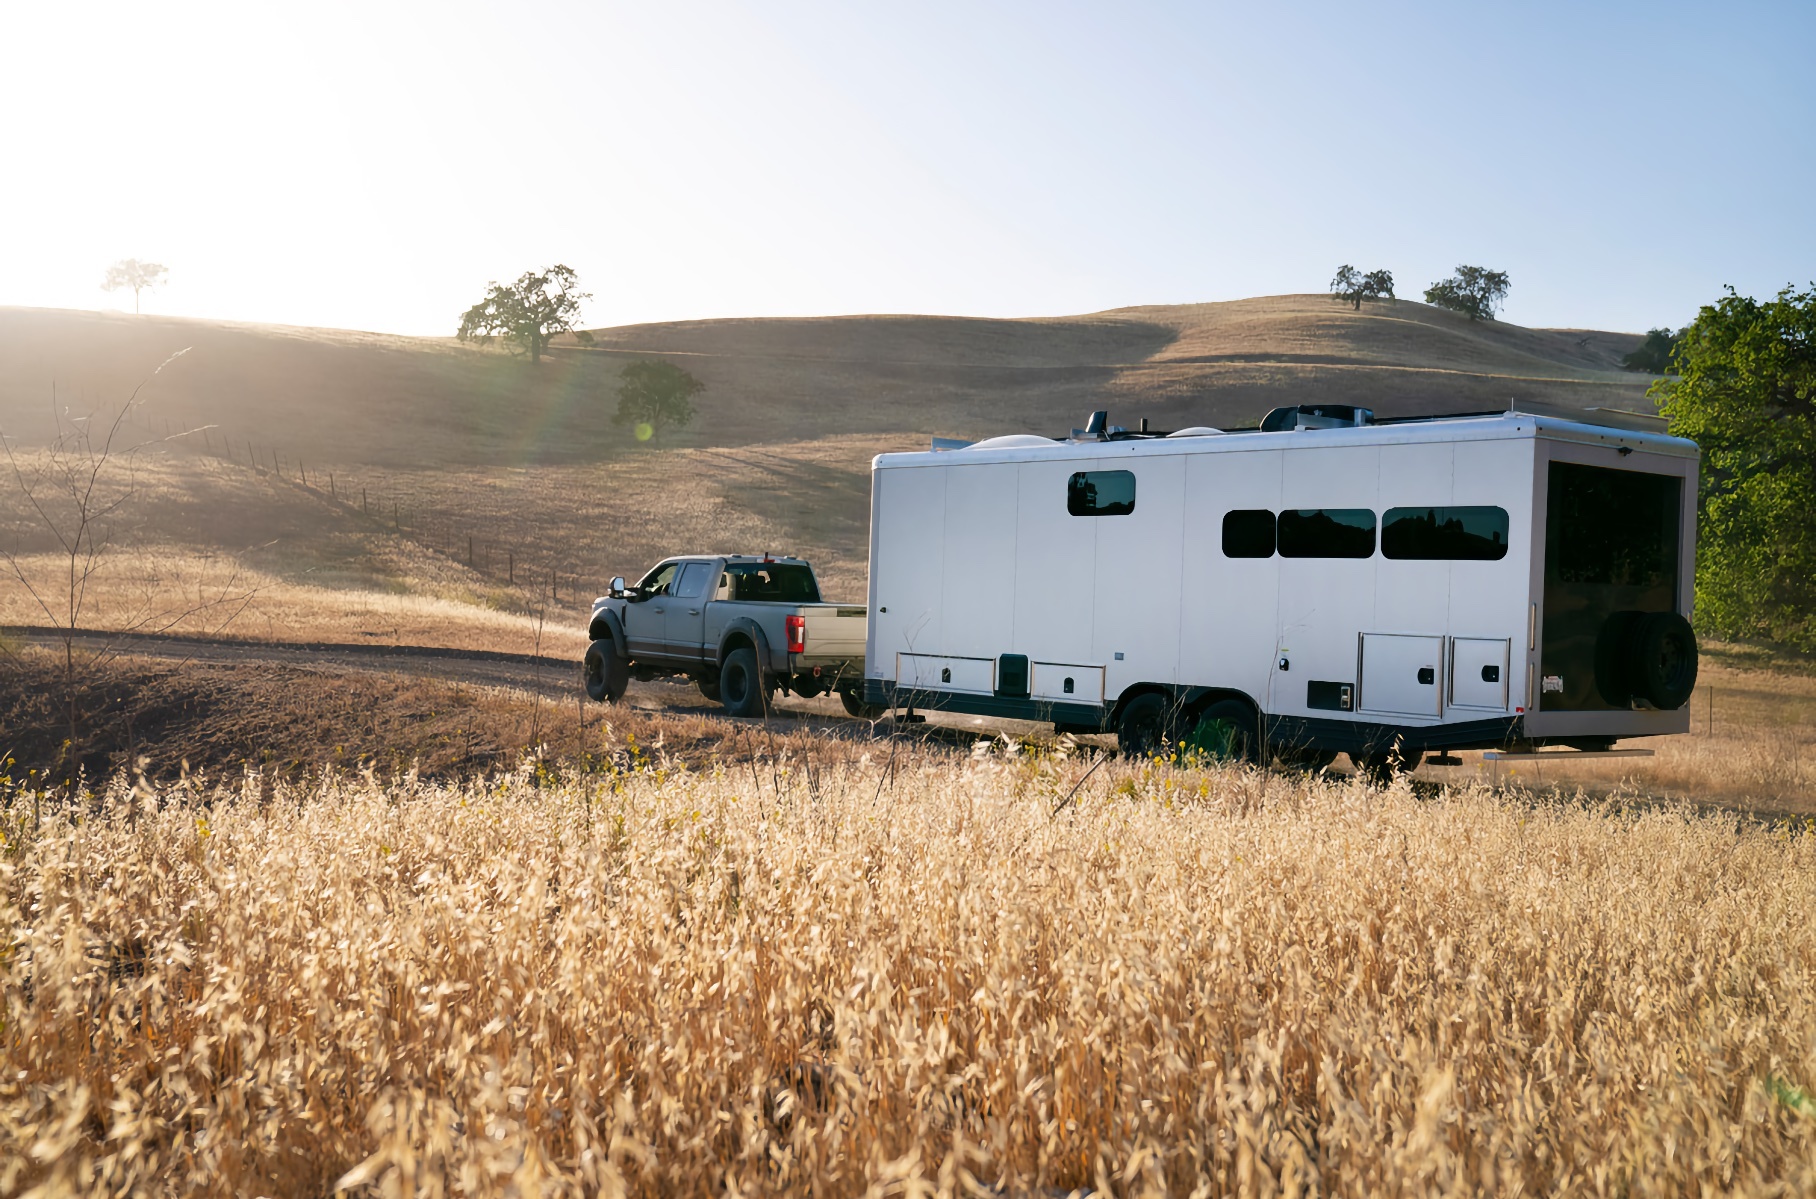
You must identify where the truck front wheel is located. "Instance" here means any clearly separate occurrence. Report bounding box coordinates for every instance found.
[719,647,771,717]
[583,638,629,704]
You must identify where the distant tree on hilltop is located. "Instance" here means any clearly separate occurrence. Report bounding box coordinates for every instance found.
[1622,327,1683,374]
[456,265,589,363]
[613,360,703,441]
[1330,265,1396,310]
[1424,266,1510,321]
[103,259,167,314]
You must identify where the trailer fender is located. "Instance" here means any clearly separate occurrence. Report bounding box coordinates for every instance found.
[588,609,628,659]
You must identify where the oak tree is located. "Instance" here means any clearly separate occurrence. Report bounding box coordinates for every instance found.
[612,360,703,441]
[1330,265,1396,310]
[456,265,589,363]
[1423,265,1510,321]
[103,259,168,314]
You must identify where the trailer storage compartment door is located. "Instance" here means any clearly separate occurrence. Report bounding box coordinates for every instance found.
[898,653,994,695]
[1448,637,1510,712]
[1359,633,1444,718]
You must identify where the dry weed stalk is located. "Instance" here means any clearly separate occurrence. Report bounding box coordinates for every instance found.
[2,752,1814,1196]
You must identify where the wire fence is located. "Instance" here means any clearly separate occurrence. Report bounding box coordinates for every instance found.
[135,409,607,609]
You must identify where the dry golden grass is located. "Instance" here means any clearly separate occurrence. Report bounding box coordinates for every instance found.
[5,751,1815,1196]
[1414,655,1816,815]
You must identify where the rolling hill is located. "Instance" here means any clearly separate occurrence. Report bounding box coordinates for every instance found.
[0,296,1663,642]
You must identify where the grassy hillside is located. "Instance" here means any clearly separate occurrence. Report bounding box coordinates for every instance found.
[0,296,1660,638]
[0,295,1653,464]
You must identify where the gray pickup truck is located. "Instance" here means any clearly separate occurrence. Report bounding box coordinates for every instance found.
[583,555,875,717]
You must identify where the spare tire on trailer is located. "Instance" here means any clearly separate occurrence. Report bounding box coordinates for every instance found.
[583,638,629,703]
[1595,609,1698,710]
[1631,611,1698,710]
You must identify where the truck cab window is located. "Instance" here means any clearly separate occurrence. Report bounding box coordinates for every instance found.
[1222,509,1276,557]
[1067,470,1135,516]
[1277,509,1376,558]
[724,562,821,603]
[1382,506,1509,560]
[672,561,713,599]
[637,562,679,596]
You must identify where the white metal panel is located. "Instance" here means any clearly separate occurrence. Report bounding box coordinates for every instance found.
[897,653,994,694]
[1449,436,1537,715]
[869,466,946,678]
[1031,662,1105,704]
[940,464,1019,658]
[1012,459,1095,665]
[1450,638,1511,711]
[1091,452,1186,699]
[1274,445,1381,714]
[1359,633,1444,717]
[1179,448,1281,703]
[1373,441,1452,640]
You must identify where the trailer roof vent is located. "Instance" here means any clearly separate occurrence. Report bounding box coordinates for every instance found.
[969,434,1058,450]
[1260,404,1374,432]
[1166,426,1226,438]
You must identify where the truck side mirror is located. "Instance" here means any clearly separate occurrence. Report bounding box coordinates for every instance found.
[609,576,626,597]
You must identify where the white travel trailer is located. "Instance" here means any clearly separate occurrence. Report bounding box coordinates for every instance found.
[858,404,1701,771]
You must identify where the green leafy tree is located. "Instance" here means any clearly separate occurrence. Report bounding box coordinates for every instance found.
[1330,265,1396,311]
[1622,326,1682,374]
[456,265,589,363]
[1423,265,1510,321]
[612,360,703,441]
[1654,284,1816,649]
[102,259,167,314]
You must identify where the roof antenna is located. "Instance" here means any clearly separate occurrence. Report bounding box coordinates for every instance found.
[1074,410,1108,441]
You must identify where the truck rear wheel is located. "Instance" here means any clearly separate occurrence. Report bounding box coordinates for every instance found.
[719,647,771,717]
[583,638,629,704]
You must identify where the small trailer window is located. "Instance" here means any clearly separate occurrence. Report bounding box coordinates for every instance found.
[1382,506,1509,560]
[1221,510,1276,557]
[1277,509,1376,558]
[1067,471,1136,516]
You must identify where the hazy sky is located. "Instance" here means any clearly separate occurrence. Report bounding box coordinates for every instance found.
[2,0,1810,336]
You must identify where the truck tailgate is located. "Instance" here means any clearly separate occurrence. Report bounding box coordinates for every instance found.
[801,605,867,661]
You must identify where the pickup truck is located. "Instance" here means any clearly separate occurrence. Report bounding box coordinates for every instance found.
[583,555,876,717]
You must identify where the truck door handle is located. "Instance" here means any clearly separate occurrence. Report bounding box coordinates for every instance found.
[652,606,665,614]
[687,608,699,615]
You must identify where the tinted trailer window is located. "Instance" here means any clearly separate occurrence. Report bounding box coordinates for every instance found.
[1541,462,1681,711]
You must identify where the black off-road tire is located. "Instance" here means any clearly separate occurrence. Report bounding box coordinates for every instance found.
[1117,692,1175,758]
[1186,699,1263,767]
[719,647,771,717]
[1632,611,1698,710]
[1355,747,1423,786]
[583,638,629,704]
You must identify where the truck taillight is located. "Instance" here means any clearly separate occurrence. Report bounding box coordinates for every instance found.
[785,615,806,654]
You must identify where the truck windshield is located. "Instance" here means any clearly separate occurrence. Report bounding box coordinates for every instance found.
[724,562,820,603]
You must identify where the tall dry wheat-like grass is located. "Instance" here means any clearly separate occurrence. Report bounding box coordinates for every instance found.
[3,750,1815,1196]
